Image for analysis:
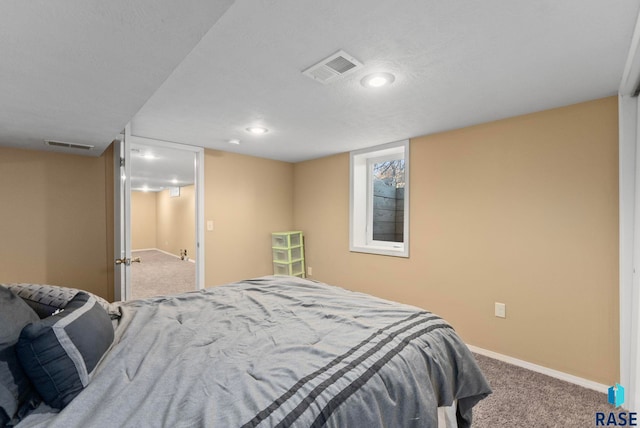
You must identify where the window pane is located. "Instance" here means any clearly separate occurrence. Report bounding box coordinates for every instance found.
[372,159,405,242]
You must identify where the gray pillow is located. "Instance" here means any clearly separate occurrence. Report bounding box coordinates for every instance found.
[0,285,41,426]
[17,292,114,410]
[4,283,118,319]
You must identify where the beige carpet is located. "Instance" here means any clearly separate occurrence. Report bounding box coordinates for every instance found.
[130,250,196,300]
[473,353,615,427]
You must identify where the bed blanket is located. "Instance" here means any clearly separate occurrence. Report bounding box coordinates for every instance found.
[17,276,490,428]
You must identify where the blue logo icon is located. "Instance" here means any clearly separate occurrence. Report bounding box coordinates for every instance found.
[608,383,625,408]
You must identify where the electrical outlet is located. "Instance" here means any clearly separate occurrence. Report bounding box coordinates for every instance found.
[495,302,506,318]
[307,267,313,276]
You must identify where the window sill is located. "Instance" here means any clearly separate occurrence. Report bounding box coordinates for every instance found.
[349,245,409,258]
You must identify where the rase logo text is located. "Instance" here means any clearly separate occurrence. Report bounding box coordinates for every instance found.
[596,384,638,426]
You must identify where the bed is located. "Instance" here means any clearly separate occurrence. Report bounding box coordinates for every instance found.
[2,276,491,427]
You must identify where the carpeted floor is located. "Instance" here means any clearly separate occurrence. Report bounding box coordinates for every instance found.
[472,353,615,427]
[130,249,196,300]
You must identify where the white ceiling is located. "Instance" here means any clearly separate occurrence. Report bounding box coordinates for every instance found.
[2,0,640,164]
[0,0,233,155]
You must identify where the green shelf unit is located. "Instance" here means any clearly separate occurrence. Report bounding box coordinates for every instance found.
[271,231,305,278]
[271,231,303,249]
[273,260,305,277]
[272,246,303,263]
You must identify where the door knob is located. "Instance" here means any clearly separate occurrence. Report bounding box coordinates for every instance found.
[115,257,142,266]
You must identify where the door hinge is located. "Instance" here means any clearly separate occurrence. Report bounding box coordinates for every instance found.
[120,157,125,167]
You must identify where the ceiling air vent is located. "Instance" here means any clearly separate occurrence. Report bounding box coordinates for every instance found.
[302,50,363,84]
[45,140,94,150]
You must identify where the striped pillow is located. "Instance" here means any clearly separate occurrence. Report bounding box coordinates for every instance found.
[16,292,114,409]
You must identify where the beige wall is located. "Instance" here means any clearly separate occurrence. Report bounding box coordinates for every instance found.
[204,150,293,286]
[0,146,293,302]
[131,191,158,250]
[293,97,619,384]
[0,98,620,384]
[156,185,196,259]
[0,146,112,300]
[132,185,196,259]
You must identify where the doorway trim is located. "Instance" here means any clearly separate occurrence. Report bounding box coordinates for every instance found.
[619,95,640,413]
[618,10,640,412]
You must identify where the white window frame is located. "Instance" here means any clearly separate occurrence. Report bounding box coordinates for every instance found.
[350,140,409,257]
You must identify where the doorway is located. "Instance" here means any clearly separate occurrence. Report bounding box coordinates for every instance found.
[114,133,205,301]
[130,141,197,299]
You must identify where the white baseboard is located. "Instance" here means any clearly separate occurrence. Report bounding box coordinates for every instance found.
[154,248,181,259]
[132,248,195,263]
[467,345,609,394]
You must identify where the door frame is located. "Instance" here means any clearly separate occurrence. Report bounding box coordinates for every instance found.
[114,132,205,301]
[619,95,640,413]
[619,11,640,412]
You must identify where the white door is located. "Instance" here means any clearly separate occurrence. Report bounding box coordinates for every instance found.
[114,130,205,301]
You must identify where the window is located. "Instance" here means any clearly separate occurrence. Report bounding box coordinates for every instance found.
[350,140,409,257]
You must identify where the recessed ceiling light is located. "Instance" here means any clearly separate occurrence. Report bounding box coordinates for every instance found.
[229,139,241,145]
[361,72,395,88]
[246,126,269,135]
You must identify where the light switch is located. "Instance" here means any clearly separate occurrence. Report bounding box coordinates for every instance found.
[207,220,214,231]
[495,302,506,318]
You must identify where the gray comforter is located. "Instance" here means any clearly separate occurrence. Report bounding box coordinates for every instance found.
[18,276,490,427]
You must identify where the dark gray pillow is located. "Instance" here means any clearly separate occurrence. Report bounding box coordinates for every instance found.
[4,283,117,319]
[0,285,41,426]
[17,292,114,410]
